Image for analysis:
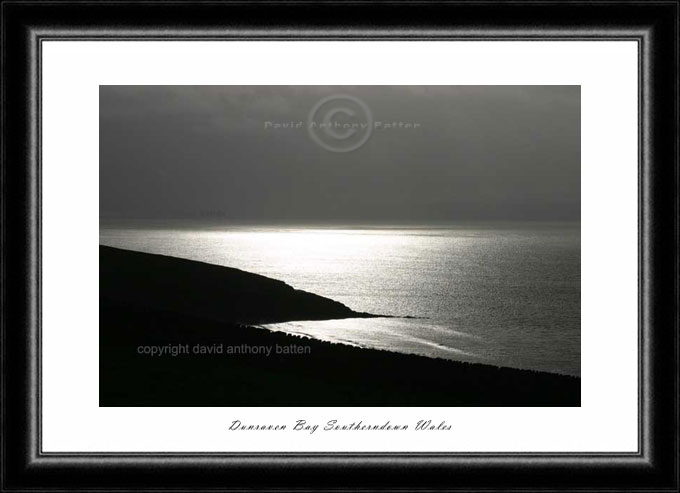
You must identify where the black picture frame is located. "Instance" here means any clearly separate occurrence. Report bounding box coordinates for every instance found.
[1,1,678,491]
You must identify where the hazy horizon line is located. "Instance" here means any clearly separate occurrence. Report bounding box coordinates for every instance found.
[100,217,581,230]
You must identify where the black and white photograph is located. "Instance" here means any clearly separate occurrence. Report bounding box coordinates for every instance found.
[3,1,678,490]
[99,85,581,407]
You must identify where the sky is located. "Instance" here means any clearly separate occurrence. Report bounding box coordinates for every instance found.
[100,85,580,223]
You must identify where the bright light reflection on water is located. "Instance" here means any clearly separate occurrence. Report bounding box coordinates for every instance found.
[100,223,580,376]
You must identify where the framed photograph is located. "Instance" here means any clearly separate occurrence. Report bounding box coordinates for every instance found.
[1,1,678,491]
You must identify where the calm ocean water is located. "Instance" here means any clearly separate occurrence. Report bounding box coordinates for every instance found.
[99,222,580,376]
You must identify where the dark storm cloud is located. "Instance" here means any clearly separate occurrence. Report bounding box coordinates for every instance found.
[99,85,580,222]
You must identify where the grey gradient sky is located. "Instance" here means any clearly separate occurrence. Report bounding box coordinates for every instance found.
[99,85,580,223]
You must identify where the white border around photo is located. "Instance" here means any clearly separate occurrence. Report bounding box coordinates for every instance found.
[41,40,638,453]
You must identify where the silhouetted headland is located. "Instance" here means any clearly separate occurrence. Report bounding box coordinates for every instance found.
[100,246,580,407]
[100,245,379,324]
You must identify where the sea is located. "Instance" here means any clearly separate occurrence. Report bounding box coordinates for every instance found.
[100,221,580,377]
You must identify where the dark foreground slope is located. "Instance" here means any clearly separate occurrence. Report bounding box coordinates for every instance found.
[100,246,580,407]
[100,245,376,324]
